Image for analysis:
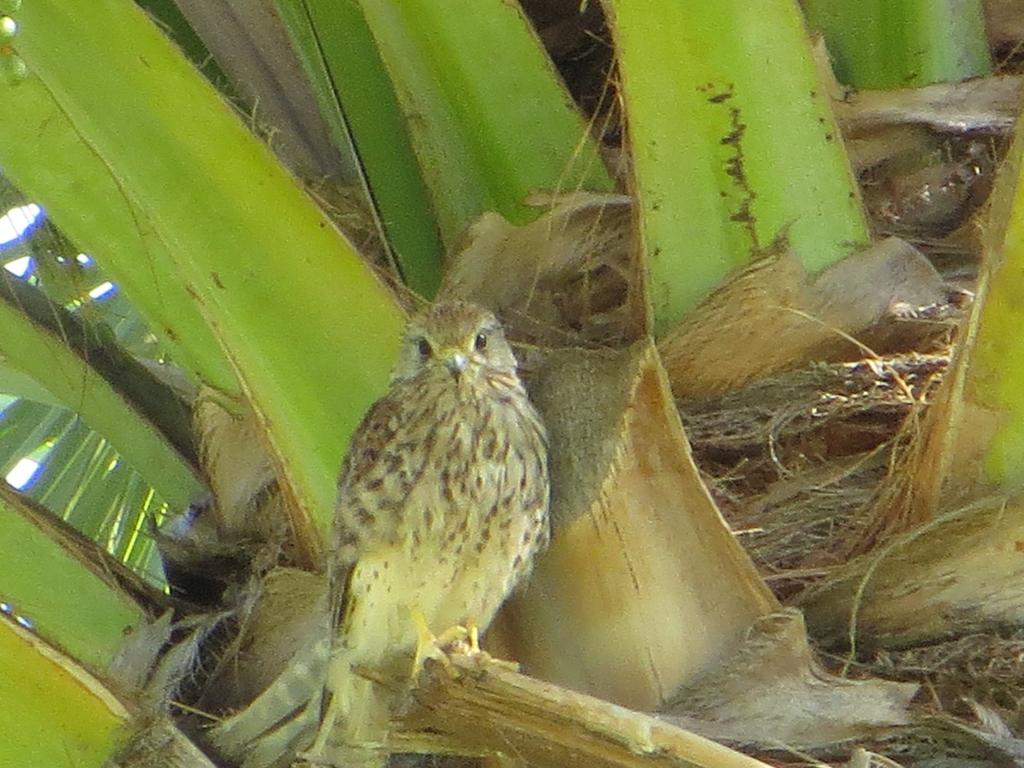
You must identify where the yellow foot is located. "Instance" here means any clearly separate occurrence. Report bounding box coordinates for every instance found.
[437,620,478,653]
[409,609,486,677]
[410,607,456,677]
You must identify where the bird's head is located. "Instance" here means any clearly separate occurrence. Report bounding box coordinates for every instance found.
[392,301,518,385]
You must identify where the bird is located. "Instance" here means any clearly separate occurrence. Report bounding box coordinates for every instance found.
[211,301,550,768]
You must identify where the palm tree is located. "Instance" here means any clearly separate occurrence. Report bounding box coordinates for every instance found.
[2,1,1023,766]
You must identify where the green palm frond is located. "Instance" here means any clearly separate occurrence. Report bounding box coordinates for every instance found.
[0,200,195,584]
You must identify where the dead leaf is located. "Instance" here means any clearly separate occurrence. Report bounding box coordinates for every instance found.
[493,340,776,710]
[442,192,643,346]
[660,238,945,399]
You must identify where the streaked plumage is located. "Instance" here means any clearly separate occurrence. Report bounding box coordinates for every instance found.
[311,301,550,765]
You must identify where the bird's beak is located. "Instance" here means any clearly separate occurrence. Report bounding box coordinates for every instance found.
[442,350,468,378]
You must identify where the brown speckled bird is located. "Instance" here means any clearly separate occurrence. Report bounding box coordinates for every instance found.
[308,300,550,765]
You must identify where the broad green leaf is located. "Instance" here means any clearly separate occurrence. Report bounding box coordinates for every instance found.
[1,264,197,459]
[0,400,71,473]
[0,486,147,671]
[803,0,992,89]
[0,75,239,395]
[34,423,109,514]
[603,0,869,335]
[0,211,189,574]
[348,0,615,242]
[1,0,404,538]
[964,120,1024,490]
[275,0,445,297]
[0,400,165,578]
[0,620,127,768]
[169,0,361,186]
[0,364,63,407]
[0,284,200,509]
[138,0,230,87]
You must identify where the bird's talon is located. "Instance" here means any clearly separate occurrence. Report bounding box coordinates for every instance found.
[409,611,492,677]
[434,623,471,650]
[410,607,454,677]
[437,620,487,654]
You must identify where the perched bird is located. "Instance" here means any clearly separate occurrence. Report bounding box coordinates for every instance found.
[211,301,549,767]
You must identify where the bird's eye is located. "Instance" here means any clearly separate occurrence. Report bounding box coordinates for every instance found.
[474,333,488,352]
[417,338,432,358]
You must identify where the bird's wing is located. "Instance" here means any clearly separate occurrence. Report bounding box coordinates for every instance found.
[328,386,431,631]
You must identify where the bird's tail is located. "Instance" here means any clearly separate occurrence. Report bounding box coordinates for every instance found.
[305,649,391,768]
[208,634,330,768]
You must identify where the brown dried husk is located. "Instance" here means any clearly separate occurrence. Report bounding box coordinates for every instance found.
[441,192,643,347]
